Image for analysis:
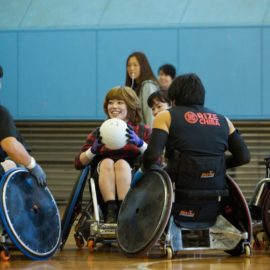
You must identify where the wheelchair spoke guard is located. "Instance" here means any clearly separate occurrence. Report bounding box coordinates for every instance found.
[117,168,173,256]
[0,168,61,259]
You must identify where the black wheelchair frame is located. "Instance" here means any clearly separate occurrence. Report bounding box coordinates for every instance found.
[61,165,117,252]
[249,156,270,249]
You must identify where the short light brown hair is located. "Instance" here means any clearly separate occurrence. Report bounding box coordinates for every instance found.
[103,86,142,123]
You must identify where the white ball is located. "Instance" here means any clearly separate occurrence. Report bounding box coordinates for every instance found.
[99,118,128,150]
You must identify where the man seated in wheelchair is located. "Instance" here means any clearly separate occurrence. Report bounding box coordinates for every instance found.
[132,73,250,229]
[0,65,47,252]
[75,86,151,223]
[0,65,46,186]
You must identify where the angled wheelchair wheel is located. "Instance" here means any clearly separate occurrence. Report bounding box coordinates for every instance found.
[262,189,270,240]
[221,175,252,256]
[60,166,90,249]
[117,168,173,257]
[0,168,61,260]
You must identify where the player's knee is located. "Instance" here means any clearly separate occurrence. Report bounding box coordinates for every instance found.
[114,159,130,171]
[100,158,115,173]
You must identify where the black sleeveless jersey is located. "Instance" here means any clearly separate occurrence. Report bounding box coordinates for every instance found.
[166,105,229,159]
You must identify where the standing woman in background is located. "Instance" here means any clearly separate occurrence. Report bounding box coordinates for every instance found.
[125,52,159,126]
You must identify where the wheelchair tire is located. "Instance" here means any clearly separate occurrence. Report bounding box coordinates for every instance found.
[262,190,270,240]
[222,175,252,256]
[60,166,90,250]
[117,168,173,257]
[0,168,61,260]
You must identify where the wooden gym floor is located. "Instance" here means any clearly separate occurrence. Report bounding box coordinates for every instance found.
[1,243,270,270]
[1,207,270,270]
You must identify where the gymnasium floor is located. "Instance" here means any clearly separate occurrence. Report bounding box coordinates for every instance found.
[2,221,270,270]
[2,243,270,270]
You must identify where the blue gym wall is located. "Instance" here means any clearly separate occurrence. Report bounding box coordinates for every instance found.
[0,0,270,120]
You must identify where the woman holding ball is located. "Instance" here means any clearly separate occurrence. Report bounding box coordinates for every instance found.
[74,86,151,223]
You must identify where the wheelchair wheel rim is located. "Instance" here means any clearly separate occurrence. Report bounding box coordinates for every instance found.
[0,168,61,259]
[117,168,173,256]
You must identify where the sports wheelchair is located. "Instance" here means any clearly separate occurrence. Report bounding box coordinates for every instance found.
[117,167,252,258]
[0,168,61,260]
[61,165,117,251]
[249,156,270,250]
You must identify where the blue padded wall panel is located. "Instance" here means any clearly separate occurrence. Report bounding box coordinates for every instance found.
[179,27,261,119]
[263,27,270,116]
[265,5,270,24]
[99,0,188,26]
[21,0,109,29]
[182,0,269,25]
[96,29,178,117]
[18,30,97,119]
[0,32,18,116]
[0,0,31,29]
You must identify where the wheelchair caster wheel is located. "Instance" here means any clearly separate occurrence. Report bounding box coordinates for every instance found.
[0,248,11,261]
[88,240,95,252]
[75,235,84,249]
[244,244,251,257]
[166,247,173,259]
[253,239,263,250]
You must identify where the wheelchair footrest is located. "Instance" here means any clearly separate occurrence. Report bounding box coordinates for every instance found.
[90,222,117,239]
